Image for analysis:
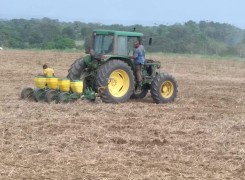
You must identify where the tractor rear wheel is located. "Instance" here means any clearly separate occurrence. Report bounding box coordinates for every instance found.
[96,60,134,103]
[67,58,85,80]
[150,73,178,104]
[21,87,34,100]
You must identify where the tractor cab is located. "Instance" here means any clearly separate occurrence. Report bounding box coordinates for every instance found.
[92,30,144,59]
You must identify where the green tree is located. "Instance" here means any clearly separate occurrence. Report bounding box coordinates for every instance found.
[62,26,75,39]
[0,18,244,56]
[55,37,75,49]
[43,37,75,49]
[207,38,228,55]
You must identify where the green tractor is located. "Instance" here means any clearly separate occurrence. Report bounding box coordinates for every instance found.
[67,29,178,104]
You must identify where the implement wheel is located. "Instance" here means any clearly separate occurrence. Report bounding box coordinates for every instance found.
[45,90,57,103]
[96,60,134,103]
[57,92,70,103]
[150,73,178,104]
[34,88,46,102]
[21,87,34,100]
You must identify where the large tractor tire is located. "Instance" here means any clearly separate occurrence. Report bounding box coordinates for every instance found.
[67,58,85,80]
[150,73,178,104]
[96,60,135,103]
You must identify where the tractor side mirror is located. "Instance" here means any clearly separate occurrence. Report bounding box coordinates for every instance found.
[149,38,152,46]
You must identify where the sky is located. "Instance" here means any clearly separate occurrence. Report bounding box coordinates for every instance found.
[1,0,245,29]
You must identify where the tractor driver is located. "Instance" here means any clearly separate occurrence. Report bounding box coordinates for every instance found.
[130,40,145,93]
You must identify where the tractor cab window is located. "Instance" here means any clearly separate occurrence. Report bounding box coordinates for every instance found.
[117,36,128,56]
[94,35,113,56]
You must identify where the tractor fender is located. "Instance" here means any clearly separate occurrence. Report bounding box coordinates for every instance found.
[101,56,135,71]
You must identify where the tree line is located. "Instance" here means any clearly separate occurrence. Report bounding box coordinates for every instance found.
[0,17,245,57]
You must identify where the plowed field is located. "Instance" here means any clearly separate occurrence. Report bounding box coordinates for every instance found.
[0,50,244,179]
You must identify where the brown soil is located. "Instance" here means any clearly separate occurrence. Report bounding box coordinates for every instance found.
[0,50,244,179]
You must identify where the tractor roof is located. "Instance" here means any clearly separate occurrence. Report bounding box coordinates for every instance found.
[93,29,143,37]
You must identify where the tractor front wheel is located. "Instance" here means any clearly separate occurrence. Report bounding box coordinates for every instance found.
[96,60,134,103]
[150,73,178,104]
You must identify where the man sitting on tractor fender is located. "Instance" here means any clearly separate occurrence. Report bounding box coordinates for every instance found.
[130,40,145,93]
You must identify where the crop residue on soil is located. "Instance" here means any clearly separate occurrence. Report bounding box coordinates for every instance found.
[0,50,244,179]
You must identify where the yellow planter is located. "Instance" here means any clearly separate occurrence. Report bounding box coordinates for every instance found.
[34,76,46,88]
[46,77,59,90]
[71,80,83,94]
[59,79,70,92]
